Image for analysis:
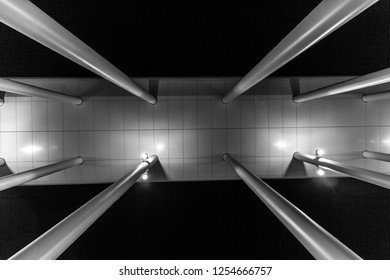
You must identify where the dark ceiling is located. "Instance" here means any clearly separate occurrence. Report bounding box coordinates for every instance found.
[0,0,390,77]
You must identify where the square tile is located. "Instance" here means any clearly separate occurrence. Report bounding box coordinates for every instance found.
[110,131,125,160]
[212,129,227,156]
[183,130,197,158]
[32,102,48,131]
[197,100,211,128]
[198,129,212,157]
[169,130,183,158]
[241,129,255,157]
[124,131,140,159]
[109,101,124,130]
[32,132,48,162]
[124,101,139,129]
[48,132,64,161]
[168,100,183,129]
[212,100,226,128]
[94,102,109,130]
[255,100,268,128]
[154,100,168,129]
[269,100,282,127]
[63,103,79,130]
[16,102,32,131]
[139,102,154,129]
[48,102,63,131]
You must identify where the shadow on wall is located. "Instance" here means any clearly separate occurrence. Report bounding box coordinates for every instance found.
[148,161,168,181]
[79,80,114,102]
[0,163,13,177]
[284,157,307,177]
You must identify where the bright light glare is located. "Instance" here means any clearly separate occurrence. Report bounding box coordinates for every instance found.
[21,145,43,154]
[142,174,148,180]
[317,168,325,176]
[315,149,324,157]
[156,144,165,151]
[274,141,286,149]
[141,153,148,161]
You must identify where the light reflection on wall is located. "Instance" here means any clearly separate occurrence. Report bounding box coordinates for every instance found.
[273,140,287,149]
[156,143,165,151]
[21,145,43,154]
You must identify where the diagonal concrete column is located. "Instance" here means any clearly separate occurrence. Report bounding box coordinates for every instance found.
[222,0,378,103]
[0,0,156,104]
[222,0,378,104]
[9,155,158,260]
[293,68,390,103]
[0,78,82,105]
[362,150,390,162]
[0,157,84,192]
[294,152,390,190]
[223,153,361,260]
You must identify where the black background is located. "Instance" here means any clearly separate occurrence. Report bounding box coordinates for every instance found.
[0,0,390,77]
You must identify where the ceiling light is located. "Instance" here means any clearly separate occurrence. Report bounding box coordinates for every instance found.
[317,168,325,176]
[315,149,324,157]
[142,173,148,180]
[141,153,148,161]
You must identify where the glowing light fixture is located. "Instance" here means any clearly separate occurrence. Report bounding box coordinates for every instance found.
[315,149,324,157]
[141,153,148,161]
[317,168,325,176]
[142,173,148,180]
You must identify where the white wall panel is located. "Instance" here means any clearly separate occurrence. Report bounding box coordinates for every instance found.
[3,77,377,184]
[139,102,154,129]
[48,102,63,131]
[183,130,197,158]
[212,100,226,128]
[94,102,110,130]
[32,102,48,131]
[48,132,64,161]
[154,101,168,129]
[32,132,48,162]
[269,100,282,127]
[109,101,124,130]
[124,101,139,130]
[254,100,268,128]
[282,100,296,127]
[0,102,16,131]
[197,100,211,128]
[124,131,139,159]
[168,100,183,129]
[169,130,183,158]
[183,100,197,129]
[16,102,32,131]
[241,100,254,128]
[78,102,94,130]
[226,101,240,128]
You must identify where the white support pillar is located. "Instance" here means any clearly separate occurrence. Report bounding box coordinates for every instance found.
[362,91,390,102]
[0,78,82,105]
[293,68,390,103]
[223,153,361,260]
[362,150,390,162]
[9,155,158,260]
[0,157,84,192]
[0,0,157,104]
[294,152,390,190]
[222,0,378,104]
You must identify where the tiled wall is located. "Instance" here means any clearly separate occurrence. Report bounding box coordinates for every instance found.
[0,77,388,184]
